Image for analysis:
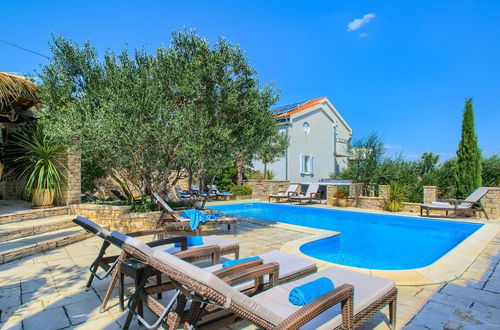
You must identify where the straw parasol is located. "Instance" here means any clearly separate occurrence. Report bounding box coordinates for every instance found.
[0,72,39,122]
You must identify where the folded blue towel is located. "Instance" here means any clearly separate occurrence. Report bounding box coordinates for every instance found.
[288,277,335,306]
[182,209,221,230]
[222,256,261,268]
[174,236,204,248]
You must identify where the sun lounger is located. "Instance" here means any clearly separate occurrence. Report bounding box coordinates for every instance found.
[207,184,233,199]
[111,231,397,330]
[268,184,300,202]
[289,183,322,204]
[420,187,489,219]
[73,216,239,311]
[174,185,193,199]
[153,192,237,233]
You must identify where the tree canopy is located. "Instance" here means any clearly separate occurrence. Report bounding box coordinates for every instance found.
[36,30,280,200]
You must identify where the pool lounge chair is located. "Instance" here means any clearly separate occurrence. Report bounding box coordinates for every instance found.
[420,187,489,219]
[174,185,193,199]
[207,184,233,199]
[113,231,397,330]
[289,183,322,204]
[268,184,300,202]
[74,216,239,311]
[153,192,237,233]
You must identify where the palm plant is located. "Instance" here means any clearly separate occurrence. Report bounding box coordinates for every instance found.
[384,181,406,212]
[12,125,66,206]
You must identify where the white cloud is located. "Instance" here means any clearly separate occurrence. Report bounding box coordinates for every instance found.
[358,33,368,38]
[347,13,376,32]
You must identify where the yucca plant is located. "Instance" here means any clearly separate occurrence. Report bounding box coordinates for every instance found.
[12,125,67,207]
[384,181,406,212]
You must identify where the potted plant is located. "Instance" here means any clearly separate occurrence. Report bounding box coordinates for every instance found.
[12,126,67,208]
[333,188,349,207]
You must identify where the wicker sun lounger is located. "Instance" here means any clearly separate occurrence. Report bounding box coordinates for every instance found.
[268,184,300,202]
[420,187,489,219]
[153,192,237,233]
[289,183,322,204]
[73,216,238,311]
[111,231,397,330]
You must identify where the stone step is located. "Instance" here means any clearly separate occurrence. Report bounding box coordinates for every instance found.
[0,206,69,225]
[0,215,76,243]
[0,227,92,264]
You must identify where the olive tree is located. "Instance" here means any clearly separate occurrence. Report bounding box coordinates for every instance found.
[36,30,279,201]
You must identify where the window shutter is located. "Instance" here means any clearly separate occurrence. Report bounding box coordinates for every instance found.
[311,156,314,174]
[300,155,304,173]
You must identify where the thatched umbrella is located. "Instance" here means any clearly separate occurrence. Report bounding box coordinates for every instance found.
[0,72,39,122]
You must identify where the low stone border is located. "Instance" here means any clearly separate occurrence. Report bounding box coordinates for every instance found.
[0,206,69,225]
[0,218,76,243]
[210,200,500,285]
[0,230,93,264]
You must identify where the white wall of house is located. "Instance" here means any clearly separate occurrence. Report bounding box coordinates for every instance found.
[253,98,352,183]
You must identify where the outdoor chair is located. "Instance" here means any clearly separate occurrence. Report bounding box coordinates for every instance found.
[73,216,238,311]
[207,184,233,199]
[111,231,397,330]
[420,187,489,219]
[153,192,237,233]
[174,185,193,199]
[268,184,300,202]
[190,184,207,197]
[289,183,322,204]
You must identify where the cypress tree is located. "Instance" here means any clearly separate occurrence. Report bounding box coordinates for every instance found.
[455,98,482,198]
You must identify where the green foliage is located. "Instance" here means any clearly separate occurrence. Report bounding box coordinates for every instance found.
[482,155,500,187]
[81,153,106,193]
[255,131,289,176]
[230,185,252,196]
[130,201,158,213]
[333,186,349,199]
[213,165,239,192]
[455,98,482,198]
[343,133,384,195]
[36,30,279,201]
[384,181,406,212]
[10,125,67,199]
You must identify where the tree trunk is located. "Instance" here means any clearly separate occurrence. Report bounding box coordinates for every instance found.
[236,156,244,186]
[263,162,267,180]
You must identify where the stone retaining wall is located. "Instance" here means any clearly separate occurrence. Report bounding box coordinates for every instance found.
[246,180,296,200]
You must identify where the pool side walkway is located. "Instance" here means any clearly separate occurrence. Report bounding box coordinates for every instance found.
[0,211,498,329]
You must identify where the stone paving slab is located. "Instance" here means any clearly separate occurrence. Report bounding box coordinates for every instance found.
[0,216,498,329]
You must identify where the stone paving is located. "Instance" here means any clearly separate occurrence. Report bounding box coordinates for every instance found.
[0,219,498,329]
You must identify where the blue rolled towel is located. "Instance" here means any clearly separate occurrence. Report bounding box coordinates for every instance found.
[222,256,261,268]
[174,236,204,248]
[288,277,335,306]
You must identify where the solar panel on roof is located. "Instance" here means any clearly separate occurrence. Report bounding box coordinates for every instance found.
[270,100,306,115]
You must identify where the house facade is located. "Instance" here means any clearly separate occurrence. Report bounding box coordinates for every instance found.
[254,97,352,183]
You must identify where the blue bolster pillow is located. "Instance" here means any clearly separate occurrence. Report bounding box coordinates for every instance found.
[174,236,204,247]
[288,277,335,306]
[222,256,261,268]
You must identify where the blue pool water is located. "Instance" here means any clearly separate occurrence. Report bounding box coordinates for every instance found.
[209,203,482,270]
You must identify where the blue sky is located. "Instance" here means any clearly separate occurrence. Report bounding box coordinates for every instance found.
[2,0,499,160]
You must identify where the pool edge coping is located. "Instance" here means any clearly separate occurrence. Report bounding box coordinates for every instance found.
[210,201,500,286]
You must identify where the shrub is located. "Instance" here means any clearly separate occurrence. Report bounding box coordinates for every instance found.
[130,201,158,213]
[333,186,349,199]
[384,182,406,212]
[230,185,253,196]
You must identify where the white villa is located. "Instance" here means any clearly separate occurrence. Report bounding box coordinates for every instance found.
[254,96,352,183]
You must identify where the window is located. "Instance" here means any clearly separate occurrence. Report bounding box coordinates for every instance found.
[303,122,310,135]
[300,155,314,175]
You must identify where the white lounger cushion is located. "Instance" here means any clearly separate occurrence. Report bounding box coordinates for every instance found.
[252,266,395,329]
[161,235,238,254]
[204,251,316,291]
[270,184,299,197]
[152,248,284,326]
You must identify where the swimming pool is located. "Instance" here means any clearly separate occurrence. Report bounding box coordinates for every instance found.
[209,202,482,270]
